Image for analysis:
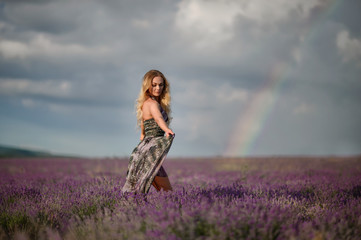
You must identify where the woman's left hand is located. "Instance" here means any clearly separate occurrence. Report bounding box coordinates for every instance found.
[165,129,175,138]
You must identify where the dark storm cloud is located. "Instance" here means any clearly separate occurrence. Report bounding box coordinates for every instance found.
[1,0,52,3]
[0,0,77,34]
[331,0,361,35]
[255,88,361,155]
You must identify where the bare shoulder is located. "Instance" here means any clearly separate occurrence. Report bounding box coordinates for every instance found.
[144,98,158,106]
[143,98,159,111]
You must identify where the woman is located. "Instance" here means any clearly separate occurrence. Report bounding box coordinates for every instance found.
[122,70,175,194]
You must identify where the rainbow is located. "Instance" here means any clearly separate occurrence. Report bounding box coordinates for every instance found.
[223,0,343,157]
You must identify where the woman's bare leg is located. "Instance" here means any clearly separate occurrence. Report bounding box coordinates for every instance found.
[152,178,161,191]
[152,176,173,191]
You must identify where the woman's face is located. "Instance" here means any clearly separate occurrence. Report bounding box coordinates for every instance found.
[150,76,164,97]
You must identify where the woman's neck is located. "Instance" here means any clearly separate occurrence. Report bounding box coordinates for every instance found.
[150,95,160,102]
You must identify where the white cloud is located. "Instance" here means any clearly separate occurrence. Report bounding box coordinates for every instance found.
[0,34,110,59]
[175,0,321,48]
[175,0,241,44]
[336,30,361,64]
[132,19,151,29]
[237,0,320,24]
[21,98,36,108]
[216,83,248,103]
[20,97,72,113]
[173,79,248,109]
[0,78,76,112]
[0,40,30,59]
[292,47,302,63]
[172,79,248,144]
[0,78,72,97]
[292,103,315,115]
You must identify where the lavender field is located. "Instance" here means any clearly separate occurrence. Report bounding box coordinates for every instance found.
[0,156,361,240]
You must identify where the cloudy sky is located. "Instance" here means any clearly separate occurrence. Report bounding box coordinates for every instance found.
[0,0,360,157]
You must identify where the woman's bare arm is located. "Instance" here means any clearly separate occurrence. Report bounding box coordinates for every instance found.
[149,101,174,137]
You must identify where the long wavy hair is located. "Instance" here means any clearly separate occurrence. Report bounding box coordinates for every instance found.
[136,70,171,127]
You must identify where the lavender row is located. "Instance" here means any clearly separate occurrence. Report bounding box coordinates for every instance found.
[0,156,360,239]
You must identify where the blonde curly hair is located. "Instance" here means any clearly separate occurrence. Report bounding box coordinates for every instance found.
[136,70,171,127]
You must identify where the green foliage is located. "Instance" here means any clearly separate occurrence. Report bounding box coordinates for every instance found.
[72,204,98,221]
[0,212,35,239]
[194,218,219,237]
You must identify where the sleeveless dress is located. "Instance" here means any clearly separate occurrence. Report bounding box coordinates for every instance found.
[122,105,174,194]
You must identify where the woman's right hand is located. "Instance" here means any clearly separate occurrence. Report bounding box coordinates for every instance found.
[165,129,175,138]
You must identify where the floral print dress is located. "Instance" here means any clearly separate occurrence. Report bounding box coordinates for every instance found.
[122,105,174,194]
